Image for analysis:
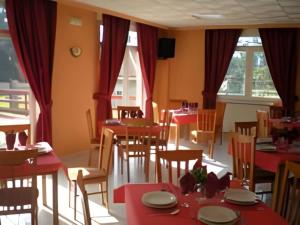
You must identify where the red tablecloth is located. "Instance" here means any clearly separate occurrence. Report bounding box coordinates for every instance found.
[255,150,300,172]
[172,113,197,125]
[114,183,288,225]
[0,143,63,179]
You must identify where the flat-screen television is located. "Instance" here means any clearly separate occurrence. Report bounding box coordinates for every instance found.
[158,38,175,59]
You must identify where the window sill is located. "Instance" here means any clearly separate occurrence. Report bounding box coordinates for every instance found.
[217,95,280,106]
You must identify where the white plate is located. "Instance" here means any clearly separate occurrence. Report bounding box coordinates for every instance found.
[198,206,238,223]
[224,188,256,204]
[141,191,176,206]
[142,200,178,209]
[256,137,272,144]
[256,144,277,151]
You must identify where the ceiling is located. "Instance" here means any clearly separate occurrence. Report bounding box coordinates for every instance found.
[72,0,300,28]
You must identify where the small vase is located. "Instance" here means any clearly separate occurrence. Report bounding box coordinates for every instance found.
[6,133,16,150]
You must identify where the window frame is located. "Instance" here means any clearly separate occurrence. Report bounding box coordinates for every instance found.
[218,37,280,105]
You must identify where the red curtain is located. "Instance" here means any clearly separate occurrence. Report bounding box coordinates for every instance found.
[95,14,130,126]
[6,0,57,143]
[259,28,298,115]
[203,29,241,109]
[137,23,158,119]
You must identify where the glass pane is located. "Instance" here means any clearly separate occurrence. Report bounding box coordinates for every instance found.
[111,79,123,109]
[128,79,136,106]
[237,37,262,47]
[0,1,8,30]
[218,51,246,96]
[252,52,278,98]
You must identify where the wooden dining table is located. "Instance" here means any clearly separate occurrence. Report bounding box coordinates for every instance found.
[114,183,288,225]
[171,111,197,148]
[0,142,64,225]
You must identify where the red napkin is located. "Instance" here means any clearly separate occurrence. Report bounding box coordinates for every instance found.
[18,131,28,146]
[192,159,202,170]
[179,172,196,194]
[204,172,231,198]
[6,133,16,150]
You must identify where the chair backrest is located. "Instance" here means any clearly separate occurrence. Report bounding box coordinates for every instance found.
[0,124,31,147]
[231,133,255,191]
[269,106,285,119]
[160,109,173,143]
[117,106,141,119]
[152,101,159,123]
[196,109,216,132]
[215,102,226,131]
[278,161,300,225]
[98,128,114,174]
[0,149,39,217]
[86,109,95,142]
[156,150,203,184]
[256,110,270,138]
[235,121,257,136]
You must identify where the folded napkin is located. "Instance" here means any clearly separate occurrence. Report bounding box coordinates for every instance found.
[204,172,231,198]
[179,172,196,194]
[18,131,28,146]
[5,133,16,150]
[180,159,206,194]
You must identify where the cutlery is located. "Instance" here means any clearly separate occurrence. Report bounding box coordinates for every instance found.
[149,208,180,216]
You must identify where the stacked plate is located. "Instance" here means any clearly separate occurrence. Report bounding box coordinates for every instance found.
[198,206,238,225]
[224,188,257,205]
[141,191,177,208]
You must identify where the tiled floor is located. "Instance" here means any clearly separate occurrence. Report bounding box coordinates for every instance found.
[1,133,270,225]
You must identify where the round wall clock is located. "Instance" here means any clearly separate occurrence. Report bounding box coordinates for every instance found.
[70,47,82,57]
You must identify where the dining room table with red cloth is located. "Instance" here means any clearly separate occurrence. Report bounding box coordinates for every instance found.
[171,111,197,148]
[269,118,300,130]
[113,183,288,225]
[0,142,64,225]
[255,147,300,212]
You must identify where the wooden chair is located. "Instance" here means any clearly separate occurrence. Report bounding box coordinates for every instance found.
[231,133,275,193]
[0,123,31,148]
[118,126,159,182]
[0,149,39,225]
[215,101,226,144]
[156,150,203,184]
[256,110,270,138]
[117,106,141,119]
[191,109,216,158]
[235,121,257,137]
[278,161,300,225]
[86,109,100,166]
[270,105,285,119]
[68,128,114,220]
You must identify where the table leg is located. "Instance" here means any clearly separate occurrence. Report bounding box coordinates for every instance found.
[175,124,180,149]
[42,175,47,206]
[52,171,58,225]
[272,164,284,212]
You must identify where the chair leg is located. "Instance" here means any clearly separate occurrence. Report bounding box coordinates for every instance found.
[74,180,78,220]
[100,181,108,208]
[68,180,72,207]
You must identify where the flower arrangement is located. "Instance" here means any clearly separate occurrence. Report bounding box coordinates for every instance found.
[179,160,207,194]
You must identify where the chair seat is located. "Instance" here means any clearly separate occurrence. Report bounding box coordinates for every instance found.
[68,167,107,181]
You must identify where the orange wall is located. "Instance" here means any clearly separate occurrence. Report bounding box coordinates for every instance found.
[52,3,99,156]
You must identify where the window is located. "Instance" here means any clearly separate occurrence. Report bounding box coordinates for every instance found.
[100,24,144,110]
[218,31,279,102]
[0,1,31,147]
